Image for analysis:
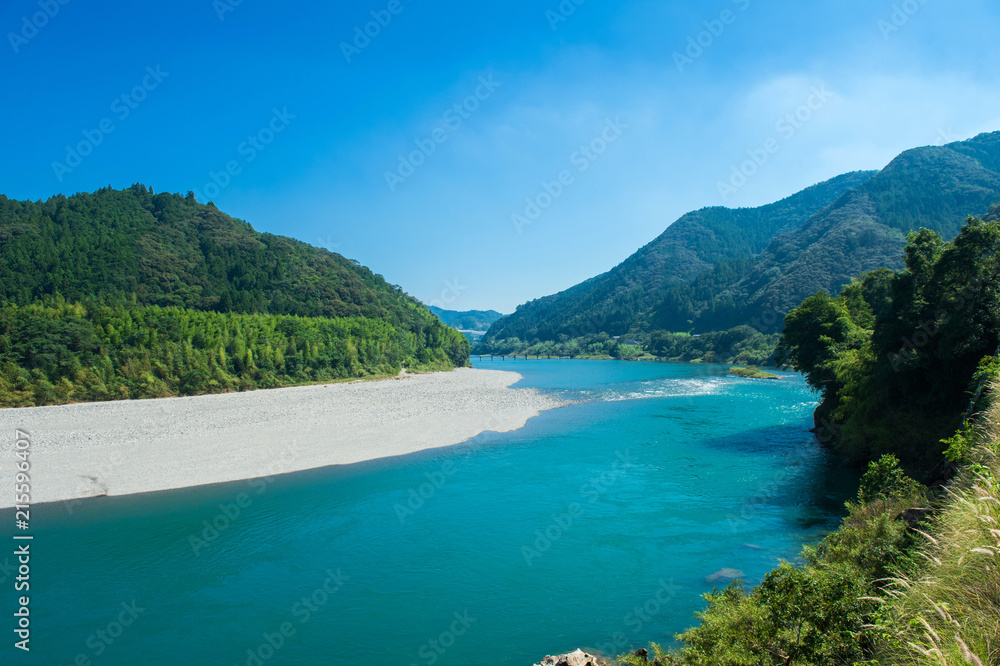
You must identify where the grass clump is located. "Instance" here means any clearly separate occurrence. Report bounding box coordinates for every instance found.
[729,365,780,379]
[874,386,1000,666]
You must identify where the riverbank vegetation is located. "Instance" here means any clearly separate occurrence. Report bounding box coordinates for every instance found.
[618,216,1000,665]
[474,326,780,366]
[777,217,1000,475]
[0,299,468,407]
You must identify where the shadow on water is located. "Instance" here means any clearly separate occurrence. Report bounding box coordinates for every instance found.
[699,419,861,537]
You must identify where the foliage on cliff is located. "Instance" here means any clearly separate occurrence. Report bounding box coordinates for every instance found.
[777,216,1000,474]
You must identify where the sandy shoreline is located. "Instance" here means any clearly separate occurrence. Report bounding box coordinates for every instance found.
[0,368,563,509]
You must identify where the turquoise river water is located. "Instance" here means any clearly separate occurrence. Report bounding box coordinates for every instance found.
[1,360,857,665]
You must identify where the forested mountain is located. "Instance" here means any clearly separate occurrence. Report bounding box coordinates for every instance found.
[479,132,1000,354]
[480,171,873,346]
[704,132,1000,330]
[428,306,504,331]
[0,185,469,406]
[1,185,440,326]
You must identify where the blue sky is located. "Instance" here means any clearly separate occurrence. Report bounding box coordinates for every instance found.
[3,0,1000,312]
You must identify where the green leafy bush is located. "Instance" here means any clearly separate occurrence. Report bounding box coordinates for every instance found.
[777,217,1000,476]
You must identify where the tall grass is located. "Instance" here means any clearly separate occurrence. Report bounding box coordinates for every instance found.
[878,385,1000,666]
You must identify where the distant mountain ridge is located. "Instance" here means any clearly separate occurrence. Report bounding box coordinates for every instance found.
[428,306,504,331]
[480,131,1000,350]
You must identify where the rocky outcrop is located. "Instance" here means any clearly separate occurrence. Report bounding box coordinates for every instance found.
[704,567,744,584]
[532,649,610,666]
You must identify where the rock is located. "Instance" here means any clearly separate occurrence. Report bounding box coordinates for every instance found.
[634,647,649,661]
[705,567,745,584]
[532,649,609,666]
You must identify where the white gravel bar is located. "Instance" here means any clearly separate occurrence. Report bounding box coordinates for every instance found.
[0,368,563,508]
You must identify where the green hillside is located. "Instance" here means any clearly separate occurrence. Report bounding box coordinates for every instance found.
[715,132,1000,330]
[479,132,1000,357]
[0,185,469,406]
[479,171,874,346]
